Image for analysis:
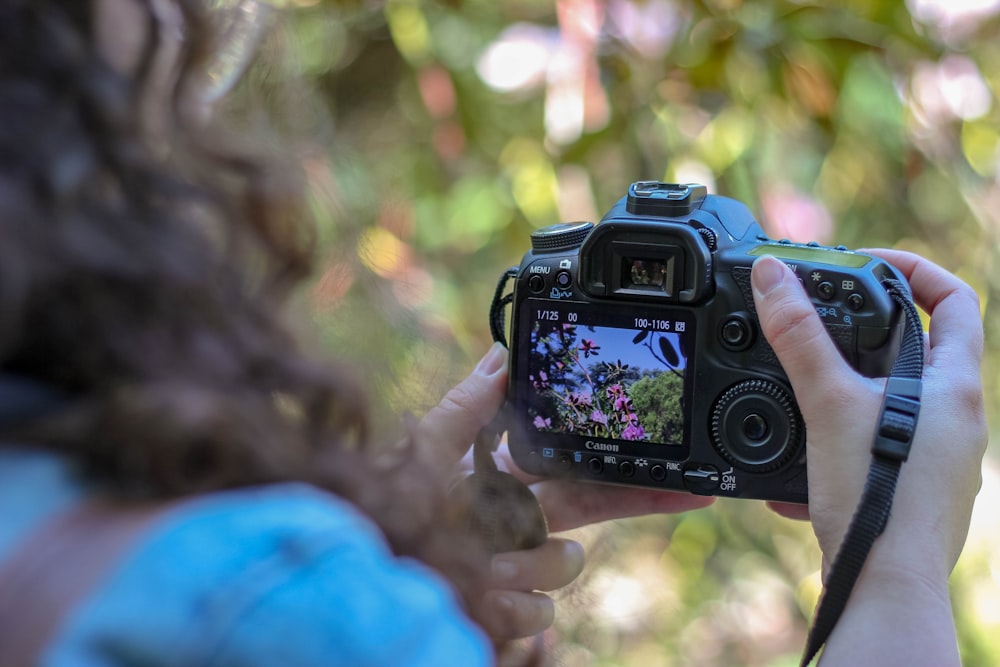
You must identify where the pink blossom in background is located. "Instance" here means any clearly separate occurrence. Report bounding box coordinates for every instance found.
[760,185,834,244]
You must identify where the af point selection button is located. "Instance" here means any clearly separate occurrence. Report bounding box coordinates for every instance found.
[682,464,721,495]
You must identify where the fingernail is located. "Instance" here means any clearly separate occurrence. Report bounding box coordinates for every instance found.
[496,594,515,611]
[475,342,508,377]
[492,556,518,582]
[752,256,788,298]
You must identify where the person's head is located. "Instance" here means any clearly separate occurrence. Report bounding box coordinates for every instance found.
[0,0,455,538]
[0,1,505,641]
[0,8,566,663]
[0,0,331,490]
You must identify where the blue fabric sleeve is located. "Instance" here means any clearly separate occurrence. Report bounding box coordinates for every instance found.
[0,448,87,563]
[43,483,492,667]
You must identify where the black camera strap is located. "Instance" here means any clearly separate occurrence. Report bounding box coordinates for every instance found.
[488,267,519,350]
[799,278,924,666]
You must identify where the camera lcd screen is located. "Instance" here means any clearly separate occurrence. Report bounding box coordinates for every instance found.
[748,244,870,268]
[519,299,692,448]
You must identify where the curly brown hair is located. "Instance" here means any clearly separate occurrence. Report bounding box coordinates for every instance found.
[0,0,496,639]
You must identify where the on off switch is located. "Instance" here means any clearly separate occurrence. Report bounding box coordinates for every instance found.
[683,465,721,495]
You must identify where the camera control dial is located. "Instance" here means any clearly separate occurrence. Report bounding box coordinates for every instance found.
[710,379,804,473]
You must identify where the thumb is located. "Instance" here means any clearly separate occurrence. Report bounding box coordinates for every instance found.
[751,256,851,397]
[416,342,509,464]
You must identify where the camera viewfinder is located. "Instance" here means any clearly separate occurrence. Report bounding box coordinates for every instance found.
[624,257,675,295]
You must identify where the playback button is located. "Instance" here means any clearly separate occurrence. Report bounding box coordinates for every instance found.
[554,270,573,289]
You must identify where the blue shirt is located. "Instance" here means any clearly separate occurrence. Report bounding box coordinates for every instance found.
[0,448,492,666]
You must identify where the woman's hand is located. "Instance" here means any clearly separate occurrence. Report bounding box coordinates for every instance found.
[751,250,987,665]
[417,342,712,639]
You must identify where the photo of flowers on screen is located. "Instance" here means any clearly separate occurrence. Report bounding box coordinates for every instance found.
[527,320,687,444]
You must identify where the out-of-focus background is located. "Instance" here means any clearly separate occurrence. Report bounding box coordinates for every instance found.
[229,0,999,664]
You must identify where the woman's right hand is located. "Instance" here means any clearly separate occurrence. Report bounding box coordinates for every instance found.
[751,249,988,665]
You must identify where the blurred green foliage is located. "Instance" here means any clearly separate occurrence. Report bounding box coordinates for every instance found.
[236,0,1000,664]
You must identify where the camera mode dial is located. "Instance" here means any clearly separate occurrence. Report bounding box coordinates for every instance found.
[530,221,594,253]
[710,379,803,473]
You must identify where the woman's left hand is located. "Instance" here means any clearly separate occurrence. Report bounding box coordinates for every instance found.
[416,342,713,639]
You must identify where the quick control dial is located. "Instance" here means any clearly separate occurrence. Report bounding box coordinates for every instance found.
[710,379,804,473]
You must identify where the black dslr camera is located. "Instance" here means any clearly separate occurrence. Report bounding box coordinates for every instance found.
[497,182,906,504]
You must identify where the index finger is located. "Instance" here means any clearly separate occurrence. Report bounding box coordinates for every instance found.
[415,343,509,466]
[864,248,983,371]
[488,443,714,531]
[530,480,714,533]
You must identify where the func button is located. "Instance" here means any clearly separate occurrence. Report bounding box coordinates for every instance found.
[683,465,721,495]
[649,464,667,482]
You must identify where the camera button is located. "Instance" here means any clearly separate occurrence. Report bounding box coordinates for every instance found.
[618,460,635,478]
[554,270,573,289]
[817,281,836,300]
[683,465,721,495]
[528,275,545,293]
[721,317,752,349]
[649,464,667,482]
[847,293,865,311]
